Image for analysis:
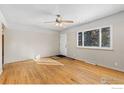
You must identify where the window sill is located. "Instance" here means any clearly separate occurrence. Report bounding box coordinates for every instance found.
[77,46,113,51]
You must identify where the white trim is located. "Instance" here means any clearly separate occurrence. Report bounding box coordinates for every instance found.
[82,32,84,47]
[110,25,113,50]
[77,31,83,47]
[72,56,124,72]
[77,25,113,50]
[80,46,113,51]
[76,31,79,47]
[74,57,97,65]
[100,25,113,49]
[99,27,102,48]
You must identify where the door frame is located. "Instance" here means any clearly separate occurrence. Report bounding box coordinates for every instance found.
[2,23,4,70]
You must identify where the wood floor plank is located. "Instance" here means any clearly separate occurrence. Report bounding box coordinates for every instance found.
[0,57,124,84]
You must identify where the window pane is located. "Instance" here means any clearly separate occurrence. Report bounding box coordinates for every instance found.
[84,29,99,47]
[101,27,110,47]
[78,32,82,46]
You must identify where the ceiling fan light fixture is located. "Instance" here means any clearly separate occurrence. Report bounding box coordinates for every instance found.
[43,14,74,28]
[59,23,63,27]
[55,22,63,27]
[55,23,59,26]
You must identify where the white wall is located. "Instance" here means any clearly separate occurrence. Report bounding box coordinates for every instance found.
[4,28,60,63]
[63,11,124,72]
[0,10,7,27]
[0,23,2,74]
[0,10,7,74]
[0,7,60,64]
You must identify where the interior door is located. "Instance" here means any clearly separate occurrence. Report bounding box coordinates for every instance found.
[60,33,67,56]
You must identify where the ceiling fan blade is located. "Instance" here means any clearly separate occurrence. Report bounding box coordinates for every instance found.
[43,21,55,23]
[61,20,74,23]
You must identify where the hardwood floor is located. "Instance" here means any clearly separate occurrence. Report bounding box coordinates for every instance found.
[0,57,124,84]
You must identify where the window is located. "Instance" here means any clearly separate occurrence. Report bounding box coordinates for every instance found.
[77,32,83,46]
[84,29,99,47]
[101,27,110,47]
[77,26,112,50]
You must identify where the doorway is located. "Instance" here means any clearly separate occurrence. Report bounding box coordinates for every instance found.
[2,23,4,70]
[60,33,67,56]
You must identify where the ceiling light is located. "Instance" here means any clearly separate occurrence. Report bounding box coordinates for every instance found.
[59,23,63,27]
[55,23,59,26]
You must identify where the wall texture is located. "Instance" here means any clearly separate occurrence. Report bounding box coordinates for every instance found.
[0,23,2,74]
[63,11,124,72]
[4,28,60,63]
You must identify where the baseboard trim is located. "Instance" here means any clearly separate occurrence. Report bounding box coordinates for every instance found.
[66,56,97,65]
[66,56,124,73]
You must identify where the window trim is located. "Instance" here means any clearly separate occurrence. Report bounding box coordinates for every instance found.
[77,25,113,50]
[77,31,83,47]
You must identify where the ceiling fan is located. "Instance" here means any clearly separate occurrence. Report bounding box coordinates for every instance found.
[43,14,74,27]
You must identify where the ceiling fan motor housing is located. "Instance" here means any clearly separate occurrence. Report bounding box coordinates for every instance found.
[56,14,62,23]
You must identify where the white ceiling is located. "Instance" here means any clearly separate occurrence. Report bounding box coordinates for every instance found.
[0,4,124,31]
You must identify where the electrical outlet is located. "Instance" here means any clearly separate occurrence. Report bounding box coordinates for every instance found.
[114,62,118,66]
